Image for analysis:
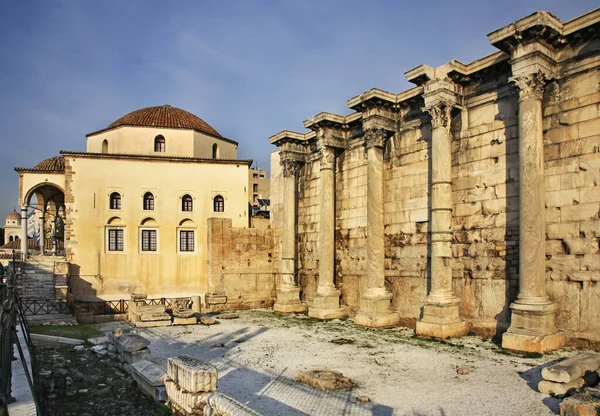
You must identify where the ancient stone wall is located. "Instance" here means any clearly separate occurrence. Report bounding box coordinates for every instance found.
[271,9,600,348]
[206,218,276,311]
[542,69,600,345]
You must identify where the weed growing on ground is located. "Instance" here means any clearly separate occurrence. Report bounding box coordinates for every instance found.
[30,324,104,340]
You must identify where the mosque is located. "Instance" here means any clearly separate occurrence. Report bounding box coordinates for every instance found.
[10,104,251,300]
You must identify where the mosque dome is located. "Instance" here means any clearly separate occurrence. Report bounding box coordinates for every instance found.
[107,105,222,138]
[33,156,65,171]
[6,211,20,221]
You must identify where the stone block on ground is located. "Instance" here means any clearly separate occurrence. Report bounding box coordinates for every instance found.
[172,308,195,318]
[140,312,172,322]
[297,370,356,391]
[204,392,262,416]
[165,380,210,415]
[131,360,168,402]
[87,336,108,345]
[135,320,172,328]
[542,352,600,383]
[538,372,599,395]
[200,316,217,325]
[115,334,151,353]
[136,305,167,315]
[173,317,197,325]
[560,387,600,416]
[167,355,218,393]
[108,328,128,344]
[119,348,151,364]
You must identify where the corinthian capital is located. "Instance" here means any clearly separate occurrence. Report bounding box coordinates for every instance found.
[424,101,453,129]
[318,145,336,170]
[364,128,389,149]
[510,71,546,101]
[281,159,302,177]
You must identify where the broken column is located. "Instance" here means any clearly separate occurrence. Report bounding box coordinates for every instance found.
[416,87,467,339]
[270,132,309,314]
[354,127,399,328]
[305,119,347,320]
[115,333,151,364]
[488,12,566,352]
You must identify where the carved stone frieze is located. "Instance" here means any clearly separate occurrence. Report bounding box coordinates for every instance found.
[510,71,546,101]
[281,159,303,177]
[424,101,453,130]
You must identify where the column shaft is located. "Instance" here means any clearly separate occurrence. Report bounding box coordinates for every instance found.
[281,172,296,287]
[366,145,385,292]
[517,96,548,303]
[20,206,28,259]
[430,122,453,298]
[318,150,335,293]
[39,213,46,255]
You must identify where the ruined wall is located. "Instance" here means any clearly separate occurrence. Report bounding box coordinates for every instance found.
[542,67,600,345]
[207,218,276,311]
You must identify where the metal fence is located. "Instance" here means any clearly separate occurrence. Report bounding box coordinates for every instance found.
[0,262,40,415]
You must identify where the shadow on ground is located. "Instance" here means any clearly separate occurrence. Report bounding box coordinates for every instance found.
[519,357,567,415]
[140,325,394,416]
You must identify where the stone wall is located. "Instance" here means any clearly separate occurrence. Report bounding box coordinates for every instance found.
[206,218,276,311]
[270,9,600,347]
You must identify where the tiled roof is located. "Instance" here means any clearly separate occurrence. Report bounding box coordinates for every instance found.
[0,239,64,250]
[106,104,222,137]
[34,155,65,171]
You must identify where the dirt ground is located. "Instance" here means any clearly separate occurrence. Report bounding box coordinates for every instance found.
[126,310,574,416]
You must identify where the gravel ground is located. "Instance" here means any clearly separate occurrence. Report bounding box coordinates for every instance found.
[126,310,573,416]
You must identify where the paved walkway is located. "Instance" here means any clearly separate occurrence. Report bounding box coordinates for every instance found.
[7,322,37,416]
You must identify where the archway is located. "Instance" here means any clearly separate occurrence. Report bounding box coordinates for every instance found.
[22,182,66,257]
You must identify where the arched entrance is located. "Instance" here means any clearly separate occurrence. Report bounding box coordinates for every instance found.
[21,183,66,257]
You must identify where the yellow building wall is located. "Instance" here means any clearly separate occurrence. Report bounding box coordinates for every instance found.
[19,173,66,205]
[87,127,195,157]
[86,126,238,159]
[192,131,237,159]
[65,155,249,301]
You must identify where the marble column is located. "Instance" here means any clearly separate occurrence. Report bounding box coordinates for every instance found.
[20,206,28,259]
[274,159,307,314]
[308,144,347,319]
[502,71,565,353]
[52,218,57,256]
[39,212,45,255]
[416,101,468,339]
[354,128,399,328]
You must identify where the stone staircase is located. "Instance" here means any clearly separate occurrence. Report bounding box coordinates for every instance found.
[16,256,74,322]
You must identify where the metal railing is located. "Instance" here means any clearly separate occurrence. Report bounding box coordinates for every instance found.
[20,300,71,316]
[74,299,128,315]
[0,260,40,415]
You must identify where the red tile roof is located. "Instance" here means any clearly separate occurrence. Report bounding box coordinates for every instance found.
[103,104,223,138]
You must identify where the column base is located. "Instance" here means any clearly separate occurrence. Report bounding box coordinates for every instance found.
[273,286,307,314]
[308,289,348,320]
[416,297,469,339]
[502,301,566,353]
[354,290,399,328]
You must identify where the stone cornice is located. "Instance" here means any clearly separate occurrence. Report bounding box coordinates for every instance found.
[58,150,253,166]
[446,52,510,86]
[563,7,600,35]
[405,65,435,86]
[488,11,565,53]
[269,130,310,146]
[347,88,397,112]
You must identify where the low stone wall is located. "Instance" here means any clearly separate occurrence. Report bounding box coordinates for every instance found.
[206,218,276,312]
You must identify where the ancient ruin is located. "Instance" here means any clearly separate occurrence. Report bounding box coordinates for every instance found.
[268,9,600,352]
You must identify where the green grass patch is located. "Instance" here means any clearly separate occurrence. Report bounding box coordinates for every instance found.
[29,324,104,340]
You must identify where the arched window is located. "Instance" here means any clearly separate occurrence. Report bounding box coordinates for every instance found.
[102,139,108,153]
[109,192,121,210]
[213,195,224,212]
[181,194,193,212]
[143,192,154,210]
[14,236,19,240]
[154,135,165,152]
[212,143,219,159]
[9,236,13,242]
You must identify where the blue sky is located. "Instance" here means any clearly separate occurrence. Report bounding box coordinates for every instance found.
[0,0,597,218]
